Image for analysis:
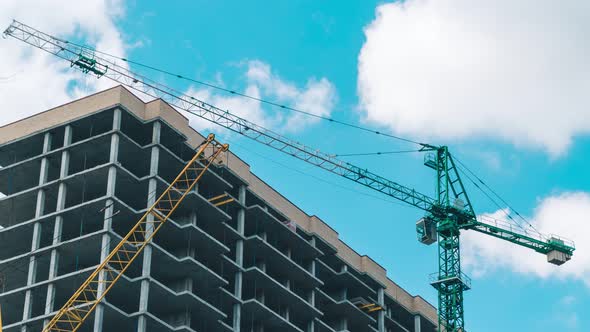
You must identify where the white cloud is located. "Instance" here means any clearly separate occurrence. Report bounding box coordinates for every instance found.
[358,0,590,157]
[462,192,590,287]
[184,60,336,134]
[0,0,128,126]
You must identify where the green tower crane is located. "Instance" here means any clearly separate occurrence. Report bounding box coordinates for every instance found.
[3,20,575,332]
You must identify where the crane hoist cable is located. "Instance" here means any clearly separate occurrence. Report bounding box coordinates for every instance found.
[60,39,427,147]
[454,156,541,234]
[333,149,423,157]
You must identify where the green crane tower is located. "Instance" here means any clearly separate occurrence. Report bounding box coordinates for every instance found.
[4,20,575,332]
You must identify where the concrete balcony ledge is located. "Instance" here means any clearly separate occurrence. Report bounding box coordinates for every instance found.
[244,266,322,320]
[315,288,377,331]
[244,235,322,288]
[143,309,233,332]
[218,284,242,308]
[242,299,305,332]
[316,260,376,298]
[221,253,243,275]
[323,300,376,329]
[384,314,411,332]
[315,318,337,332]
[147,277,227,326]
[246,204,323,260]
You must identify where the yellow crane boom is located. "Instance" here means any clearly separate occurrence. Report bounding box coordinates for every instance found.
[42,133,228,332]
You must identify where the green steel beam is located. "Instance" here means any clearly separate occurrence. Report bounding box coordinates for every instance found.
[462,219,575,255]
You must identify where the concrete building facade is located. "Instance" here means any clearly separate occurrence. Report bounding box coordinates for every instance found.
[0,86,437,332]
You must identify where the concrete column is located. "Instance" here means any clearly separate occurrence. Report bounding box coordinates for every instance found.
[340,318,348,331]
[94,108,121,332]
[306,237,317,332]
[21,133,52,331]
[42,126,72,328]
[378,288,385,332]
[414,315,422,332]
[339,265,348,331]
[137,121,160,332]
[284,247,292,297]
[232,185,246,332]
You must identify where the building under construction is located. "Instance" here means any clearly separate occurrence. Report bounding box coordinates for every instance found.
[0,86,437,332]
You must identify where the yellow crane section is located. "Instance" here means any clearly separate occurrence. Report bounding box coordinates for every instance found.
[42,133,228,332]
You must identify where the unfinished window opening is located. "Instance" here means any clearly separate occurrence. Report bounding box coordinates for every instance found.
[0,291,25,326]
[47,126,66,151]
[159,124,188,160]
[104,280,141,314]
[64,167,109,210]
[51,271,95,320]
[60,201,108,244]
[57,233,102,277]
[0,190,38,227]
[67,135,111,176]
[177,142,197,162]
[0,159,42,195]
[114,170,149,211]
[71,110,115,143]
[291,282,312,305]
[120,111,152,146]
[29,283,49,320]
[0,227,30,260]
[41,184,60,216]
[289,312,308,332]
[0,132,45,167]
[33,252,51,283]
[0,255,29,292]
[157,149,185,184]
[118,135,150,178]
[70,109,114,144]
[38,218,57,250]
[45,152,63,183]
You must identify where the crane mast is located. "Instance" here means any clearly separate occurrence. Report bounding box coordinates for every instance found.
[3,20,575,332]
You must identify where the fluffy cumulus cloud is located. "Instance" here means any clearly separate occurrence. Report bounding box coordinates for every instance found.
[462,192,590,287]
[185,60,336,134]
[0,0,127,126]
[358,0,590,157]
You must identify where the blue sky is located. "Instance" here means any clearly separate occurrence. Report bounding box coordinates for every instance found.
[2,1,589,331]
